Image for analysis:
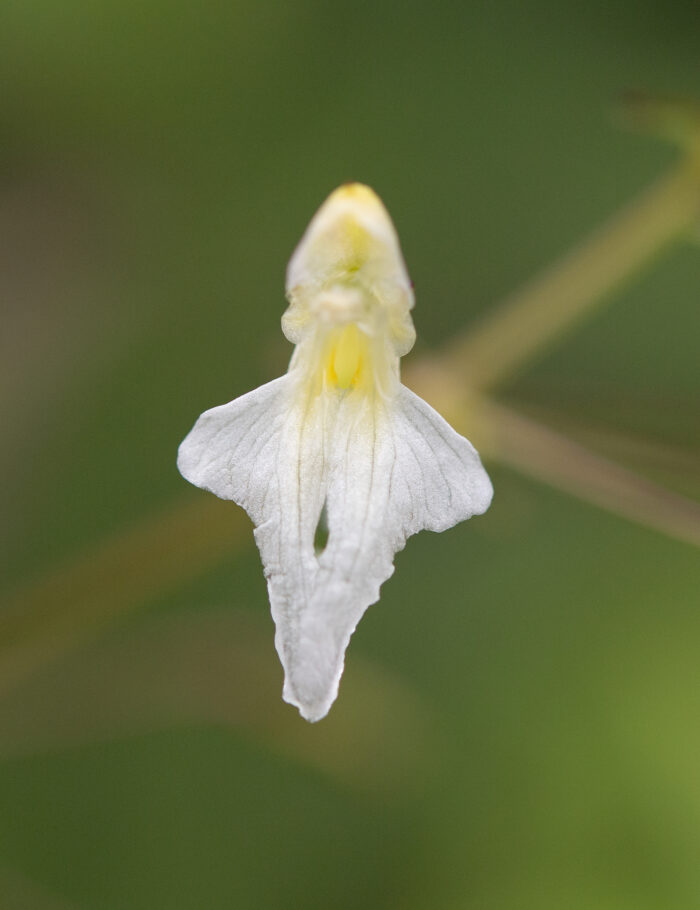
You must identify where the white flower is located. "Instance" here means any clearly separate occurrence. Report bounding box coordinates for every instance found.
[178,184,493,721]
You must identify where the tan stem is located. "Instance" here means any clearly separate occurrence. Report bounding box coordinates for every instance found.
[444,160,700,390]
[477,399,700,549]
[0,497,249,695]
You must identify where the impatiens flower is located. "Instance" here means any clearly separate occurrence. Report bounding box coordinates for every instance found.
[177,184,493,721]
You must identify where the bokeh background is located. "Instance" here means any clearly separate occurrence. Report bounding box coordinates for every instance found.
[1,0,699,907]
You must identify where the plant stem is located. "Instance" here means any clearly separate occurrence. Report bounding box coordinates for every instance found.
[0,497,248,695]
[478,400,700,549]
[444,159,700,391]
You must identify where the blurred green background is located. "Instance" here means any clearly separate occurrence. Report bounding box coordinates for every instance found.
[1,0,699,907]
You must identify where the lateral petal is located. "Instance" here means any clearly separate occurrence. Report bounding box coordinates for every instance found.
[177,375,322,652]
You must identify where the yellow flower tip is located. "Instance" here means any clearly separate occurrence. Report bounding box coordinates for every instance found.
[314,183,393,261]
[283,184,416,379]
[330,182,383,206]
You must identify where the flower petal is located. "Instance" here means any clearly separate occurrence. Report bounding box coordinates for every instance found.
[177,376,325,653]
[284,384,492,720]
[179,379,492,722]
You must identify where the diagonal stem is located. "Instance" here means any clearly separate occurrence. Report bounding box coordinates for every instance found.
[0,497,249,694]
[477,399,700,548]
[444,160,700,391]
